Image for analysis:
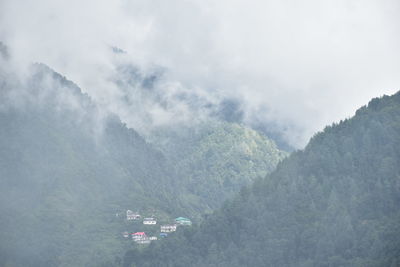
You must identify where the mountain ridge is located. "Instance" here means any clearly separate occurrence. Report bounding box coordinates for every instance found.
[0,57,286,266]
[124,91,400,267]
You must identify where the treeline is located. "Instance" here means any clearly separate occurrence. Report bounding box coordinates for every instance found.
[0,64,186,267]
[124,92,400,267]
[0,60,285,266]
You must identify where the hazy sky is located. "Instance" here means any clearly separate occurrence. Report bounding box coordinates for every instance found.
[1,0,399,147]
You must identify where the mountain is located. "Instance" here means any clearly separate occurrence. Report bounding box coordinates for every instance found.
[0,50,286,266]
[149,122,287,215]
[0,63,187,267]
[125,92,400,267]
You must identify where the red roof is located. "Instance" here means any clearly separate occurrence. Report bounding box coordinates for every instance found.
[132,232,146,236]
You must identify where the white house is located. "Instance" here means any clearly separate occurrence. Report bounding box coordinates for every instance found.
[132,232,148,243]
[126,210,141,220]
[160,224,177,233]
[132,232,151,244]
[132,232,146,241]
[143,217,157,225]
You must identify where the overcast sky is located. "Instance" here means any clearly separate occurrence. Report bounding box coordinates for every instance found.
[1,0,399,147]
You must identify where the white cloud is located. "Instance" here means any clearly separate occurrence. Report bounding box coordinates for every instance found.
[1,0,399,147]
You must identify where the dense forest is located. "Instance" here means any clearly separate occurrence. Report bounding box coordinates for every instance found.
[124,92,400,267]
[1,0,399,266]
[150,122,287,214]
[0,50,285,266]
[0,63,181,266]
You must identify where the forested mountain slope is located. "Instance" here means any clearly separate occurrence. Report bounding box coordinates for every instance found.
[125,92,400,267]
[0,63,186,267]
[150,122,287,214]
[111,57,287,215]
[0,49,286,266]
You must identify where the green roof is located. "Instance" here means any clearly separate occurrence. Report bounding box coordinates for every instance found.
[175,217,191,221]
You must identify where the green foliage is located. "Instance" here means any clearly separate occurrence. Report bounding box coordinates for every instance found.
[0,109,178,267]
[151,121,287,215]
[126,92,400,267]
[0,64,285,266]
[0,65,184,267]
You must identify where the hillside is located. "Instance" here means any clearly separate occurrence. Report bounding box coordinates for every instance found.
[0,53,286,266]
[0,63,187,266]
[150,122,287,214]
[109,57,287,215]
[125,92,400,267]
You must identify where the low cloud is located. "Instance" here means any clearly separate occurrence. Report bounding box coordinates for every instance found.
[1,0,399,147]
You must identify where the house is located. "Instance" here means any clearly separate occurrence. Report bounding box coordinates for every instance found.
[126,210,141,220]
[132,232,146,241]
[143,217,157,225]
[132,232,151,244]
[160,224,177,233]
[175,217,192,226]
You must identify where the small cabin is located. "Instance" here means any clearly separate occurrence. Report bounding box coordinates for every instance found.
[126,210,141,220]
[132,232,146,241]
[143,217,157,225]
[175,217,192,226]
[132,232,151,244]
[160,224,177,233]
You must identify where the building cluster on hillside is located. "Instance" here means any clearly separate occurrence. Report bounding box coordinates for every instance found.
[126,210,141,220]
[122,210,192,244]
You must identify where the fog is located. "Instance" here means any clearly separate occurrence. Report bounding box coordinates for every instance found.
[1,0,399,147]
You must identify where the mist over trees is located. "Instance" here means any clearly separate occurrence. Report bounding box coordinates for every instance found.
[124,92,400,267]
[0,53,285,266]
[1,1,400,264]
